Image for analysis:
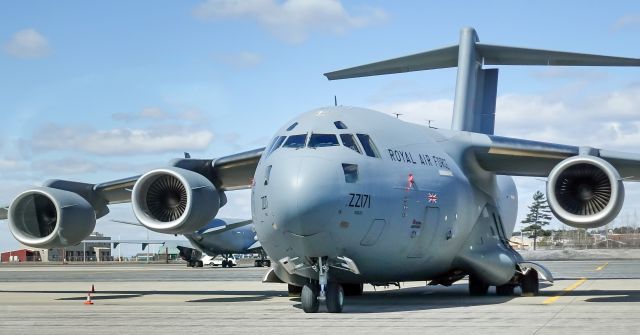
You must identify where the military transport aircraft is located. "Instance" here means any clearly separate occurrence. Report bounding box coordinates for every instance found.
[2,28,640,313]
[112,217,270,268]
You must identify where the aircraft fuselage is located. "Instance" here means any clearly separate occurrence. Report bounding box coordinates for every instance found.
[252,106,518,285]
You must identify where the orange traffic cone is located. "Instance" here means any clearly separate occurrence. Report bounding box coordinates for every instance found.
[84,291,94,305]
[91,284,95,293]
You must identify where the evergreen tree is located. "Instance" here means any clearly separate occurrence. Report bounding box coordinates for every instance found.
[521,191,553,250]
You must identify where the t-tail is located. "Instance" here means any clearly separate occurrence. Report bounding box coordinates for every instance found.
[324,27,640,135]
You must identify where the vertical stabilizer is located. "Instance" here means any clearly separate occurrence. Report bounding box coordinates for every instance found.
[451,28,498,134]
[324,28,640,135]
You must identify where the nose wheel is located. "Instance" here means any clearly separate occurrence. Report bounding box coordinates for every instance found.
[300,257,345,313]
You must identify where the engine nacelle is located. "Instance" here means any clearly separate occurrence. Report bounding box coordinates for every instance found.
[8,187,96,248]
[547,156,624,229]
[132,167,221,234]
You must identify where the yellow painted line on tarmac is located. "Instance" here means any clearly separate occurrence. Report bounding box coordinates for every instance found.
[596,262,608,271]
[542,277,587,305]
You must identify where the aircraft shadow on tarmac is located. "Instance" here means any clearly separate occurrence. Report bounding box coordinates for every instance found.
[4,282,640,311]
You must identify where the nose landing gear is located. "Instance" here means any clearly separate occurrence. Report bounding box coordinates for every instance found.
[300,257,345,313]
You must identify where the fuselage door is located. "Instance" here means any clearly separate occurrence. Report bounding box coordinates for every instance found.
[407,207,440,258]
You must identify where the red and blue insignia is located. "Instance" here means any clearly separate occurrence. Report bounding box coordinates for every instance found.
[427,193,438,204]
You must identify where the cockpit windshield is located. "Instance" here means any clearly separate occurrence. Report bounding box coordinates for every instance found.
[282,134,307,149]
[356,133,380,158]
[267,136,286,156]
[308,134,339,148]
[339,134,361,154]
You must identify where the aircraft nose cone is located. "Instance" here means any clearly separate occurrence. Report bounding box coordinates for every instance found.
[271,156,341,236]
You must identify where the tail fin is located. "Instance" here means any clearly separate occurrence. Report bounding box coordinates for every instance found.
[324,27,640,135]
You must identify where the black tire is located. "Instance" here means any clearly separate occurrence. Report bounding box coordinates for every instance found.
[343,283,364,296]
[326,282,344,313]
[222,260,228,268]
[187,261,194,268]
[496,284,514,296]
[469,274,489,296]
[264,260,271,267]
[521,269,539,296]
[288,284,303,295]
[196,260,204,268]
[301,283,319,313]
[254,260,261,267]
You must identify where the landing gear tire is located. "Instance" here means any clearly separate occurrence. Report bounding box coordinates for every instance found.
[326,282,344,313]
[288,284,302,296]
[469,275,489,296]
[264,260,271,267]
[196,260,204,268]
[342,283,364,296]
[521,269,539,296]
[301,283,319,313]
[187,261,195,267]
[222,260,228,268]
[496,284,514,296]
[254,260,261,267]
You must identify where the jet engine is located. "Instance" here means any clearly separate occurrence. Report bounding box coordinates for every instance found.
[8,187,96,248]
[546,156,624,229]
[132,167,221,234]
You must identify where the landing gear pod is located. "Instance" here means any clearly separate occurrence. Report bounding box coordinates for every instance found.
[8,187,96,248]
[547,156,624,229]
[132,167,221,234]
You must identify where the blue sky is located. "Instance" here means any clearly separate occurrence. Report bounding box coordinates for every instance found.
[1,1,640,255]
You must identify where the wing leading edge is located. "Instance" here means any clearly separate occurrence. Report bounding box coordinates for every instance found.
[466,133,640,180]
[0,148,264,220]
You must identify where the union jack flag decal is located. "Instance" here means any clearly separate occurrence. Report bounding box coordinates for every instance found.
[427,193,438,204]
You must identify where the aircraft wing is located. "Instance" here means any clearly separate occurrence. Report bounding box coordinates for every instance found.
[467,134,640,180]
[0,147,264,220]
[248,241,262,250]
[198,219,253,235]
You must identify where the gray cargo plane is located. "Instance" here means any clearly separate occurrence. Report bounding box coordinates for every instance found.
[113,218,270,268]
[2,28,640,313]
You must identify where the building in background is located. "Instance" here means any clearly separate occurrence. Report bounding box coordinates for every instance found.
[10,232,113,262]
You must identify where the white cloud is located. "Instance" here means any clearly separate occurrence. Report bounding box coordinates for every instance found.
[0,158,27,172]
[612,14,640,31]
[28,123,215,155]
[112,107,207,122]
[3,28,50,59]
[193,0,387,43]
[372,99,453,129]
[215,51,263,68]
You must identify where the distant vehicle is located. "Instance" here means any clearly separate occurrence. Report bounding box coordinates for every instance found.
[203,255,237,268]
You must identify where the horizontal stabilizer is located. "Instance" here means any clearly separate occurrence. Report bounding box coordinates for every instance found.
[478,44,640,67]
[325,42,640,81]
[324,45,458,80]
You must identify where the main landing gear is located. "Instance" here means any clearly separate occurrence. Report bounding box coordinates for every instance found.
[300,257,345,313]
[254,251,272,267]
[468,269,540,296]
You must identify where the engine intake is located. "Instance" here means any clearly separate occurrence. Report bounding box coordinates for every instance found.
[132,167,221,234]
[8,187,96,248]
[547,156,624,229]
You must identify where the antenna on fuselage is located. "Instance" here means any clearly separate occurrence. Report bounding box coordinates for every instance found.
[392,113,403,119]
[334,95,338,106]
[324,27,640,136]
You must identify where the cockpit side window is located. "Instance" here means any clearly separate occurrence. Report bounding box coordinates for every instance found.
[356,134,380,158]
[308,134,339,148]
[339,134,362,154]
[282,134,307,149]
[267,136,286,156]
